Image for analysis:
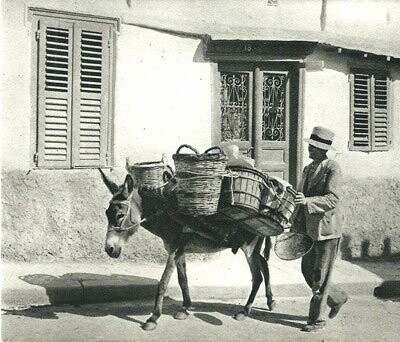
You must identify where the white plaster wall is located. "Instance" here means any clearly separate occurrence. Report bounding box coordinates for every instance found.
[1,0,33,170]
[122,0,400,49]
[326,0,400,41]
[115,25,211,166]
[303,52,400,178]
[0,0,212,171]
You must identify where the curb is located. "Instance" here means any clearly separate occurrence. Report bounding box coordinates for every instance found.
[2,278,384,310]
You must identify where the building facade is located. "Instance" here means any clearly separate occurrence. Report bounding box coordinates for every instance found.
[2,0,400,262]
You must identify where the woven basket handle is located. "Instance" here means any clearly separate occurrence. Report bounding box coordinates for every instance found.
[175,144,199,155]
[203,146,225,155]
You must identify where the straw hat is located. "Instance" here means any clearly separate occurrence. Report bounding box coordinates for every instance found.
[304,126,335,151]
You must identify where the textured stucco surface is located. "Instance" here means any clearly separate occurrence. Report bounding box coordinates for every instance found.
[2,170,400,262]
[340,177,400,260]
[1,169,166,263]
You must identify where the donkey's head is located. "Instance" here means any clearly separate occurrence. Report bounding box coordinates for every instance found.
[99,169,143,258]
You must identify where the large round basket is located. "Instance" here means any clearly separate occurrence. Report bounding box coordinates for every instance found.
[274,232,314,261]
[219,166,269,212]
[173,144,227,216]
[126,160,173,194]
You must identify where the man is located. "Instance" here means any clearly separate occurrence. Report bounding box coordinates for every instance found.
[292,126,348,332]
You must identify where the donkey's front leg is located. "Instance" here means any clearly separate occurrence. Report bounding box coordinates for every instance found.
[234,238,263,321]
[143,250,179,331]
[174,253,193,320]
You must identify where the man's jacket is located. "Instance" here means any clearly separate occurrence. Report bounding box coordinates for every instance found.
[292,158,343,241]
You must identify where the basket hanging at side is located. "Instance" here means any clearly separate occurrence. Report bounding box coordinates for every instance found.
[173,144,227,216]
[126,158,174,194]
[274,232,314,261]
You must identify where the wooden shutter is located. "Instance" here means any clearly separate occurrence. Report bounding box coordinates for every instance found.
[372,74,390,151]
[350,70,390,152]
[350,71,371,151]
[71,22,111,167]
[37,19,73,168]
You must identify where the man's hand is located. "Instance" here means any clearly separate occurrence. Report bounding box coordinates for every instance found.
[295,192,308,205]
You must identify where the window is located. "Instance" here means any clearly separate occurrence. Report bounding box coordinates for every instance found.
[349,69,392,151]
[31,10,117,168]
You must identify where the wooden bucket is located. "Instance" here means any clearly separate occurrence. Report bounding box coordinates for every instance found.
[261,177,297,227]
[219,166,270,212]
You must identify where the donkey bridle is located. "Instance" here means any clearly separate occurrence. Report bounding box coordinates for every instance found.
[107,199,146,233]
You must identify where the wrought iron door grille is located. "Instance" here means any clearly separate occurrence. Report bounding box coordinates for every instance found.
[220,72,249,141]
[262,74,286,141]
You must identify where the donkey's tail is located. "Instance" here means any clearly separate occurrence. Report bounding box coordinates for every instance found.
[263,237,272,261]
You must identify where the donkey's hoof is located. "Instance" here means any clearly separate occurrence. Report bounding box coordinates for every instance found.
[142,321,157,331]
[268,300,276,311]
[234,311,248,321]
[174,310,189,320]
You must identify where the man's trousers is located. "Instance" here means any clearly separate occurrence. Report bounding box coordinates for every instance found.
[301,238,348,323]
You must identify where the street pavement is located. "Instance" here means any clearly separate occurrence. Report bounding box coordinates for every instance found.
[2,296,399,341]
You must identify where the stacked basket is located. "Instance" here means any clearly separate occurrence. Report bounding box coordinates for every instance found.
[126,158,173,196]
[173,144,227,216]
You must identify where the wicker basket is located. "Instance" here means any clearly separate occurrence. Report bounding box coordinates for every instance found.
[219,166,269,212]
[173,144,227,216]
[126,158,173,194]
[274,232,314,260]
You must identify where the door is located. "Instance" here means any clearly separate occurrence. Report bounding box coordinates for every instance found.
[217,63,299,185]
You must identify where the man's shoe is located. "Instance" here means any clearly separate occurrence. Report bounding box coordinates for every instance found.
[301,323,326,332]
[329,298,348,319]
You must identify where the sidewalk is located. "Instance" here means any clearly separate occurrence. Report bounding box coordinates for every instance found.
[1,250,394,310]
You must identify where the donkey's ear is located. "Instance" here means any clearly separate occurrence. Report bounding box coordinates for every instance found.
[98,168,119,194]
[121,174,136,198]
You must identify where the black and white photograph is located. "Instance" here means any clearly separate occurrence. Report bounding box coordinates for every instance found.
[1,0,399,341]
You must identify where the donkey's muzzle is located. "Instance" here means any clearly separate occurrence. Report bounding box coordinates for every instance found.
[105,245,121,258]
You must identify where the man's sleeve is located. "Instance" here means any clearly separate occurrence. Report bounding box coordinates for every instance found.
[305,161,342,214]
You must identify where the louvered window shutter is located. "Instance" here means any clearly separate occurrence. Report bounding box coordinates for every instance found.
[350,71,371,151]
[350,70,391,152]
[371,74,390,151]
[37,19,73,168]
[71,22,111,167]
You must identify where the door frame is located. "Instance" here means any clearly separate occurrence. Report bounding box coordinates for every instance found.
[211,61,305,188]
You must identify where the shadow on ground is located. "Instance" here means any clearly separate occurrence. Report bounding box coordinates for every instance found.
[2,297,307,330]
[18,273,159,305]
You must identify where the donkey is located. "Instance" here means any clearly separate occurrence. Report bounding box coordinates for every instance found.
[99,169,275,331]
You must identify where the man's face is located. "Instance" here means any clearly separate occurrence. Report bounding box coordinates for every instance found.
[308,144,327,160]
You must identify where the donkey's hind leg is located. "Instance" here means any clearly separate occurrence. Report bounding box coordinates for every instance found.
[259,237,276,311]
[260,237,276,310]
[234,238,264,321]
[143,248,181,331]
[174,253,193,320]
